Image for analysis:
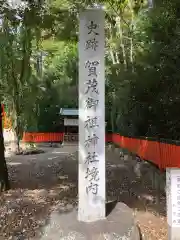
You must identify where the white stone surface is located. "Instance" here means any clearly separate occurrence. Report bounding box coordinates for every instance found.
[78,9,105,222]
[40,203,140,240]
[166,168,180,239]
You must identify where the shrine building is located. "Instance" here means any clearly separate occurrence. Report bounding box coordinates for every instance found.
[59,108,78,142]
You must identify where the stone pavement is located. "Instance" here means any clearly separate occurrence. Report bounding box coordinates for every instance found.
[39,202,140,240]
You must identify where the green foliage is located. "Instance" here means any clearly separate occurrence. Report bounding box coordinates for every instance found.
[111,0,180,139]
[1,0,180,141]
[31,41,78,132]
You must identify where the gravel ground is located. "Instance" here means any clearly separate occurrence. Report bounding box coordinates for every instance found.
[0,145,167,239]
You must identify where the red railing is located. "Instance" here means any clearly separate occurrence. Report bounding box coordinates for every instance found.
[22,132,180,170]
[22,132,64,143]
[108,134,180,170]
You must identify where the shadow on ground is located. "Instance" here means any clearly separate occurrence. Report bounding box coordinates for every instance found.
[105,148,166,217]
[0,148,78,239]
[0,145,166,239]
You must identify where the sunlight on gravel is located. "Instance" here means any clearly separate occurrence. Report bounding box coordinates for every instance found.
[0,145,167,239]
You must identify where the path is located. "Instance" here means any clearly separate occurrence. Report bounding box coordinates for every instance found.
[0,145,167,239]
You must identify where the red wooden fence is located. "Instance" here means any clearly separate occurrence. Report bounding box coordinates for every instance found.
[22,132,180,170]
[22,132,64,143]
[108,134,180,170]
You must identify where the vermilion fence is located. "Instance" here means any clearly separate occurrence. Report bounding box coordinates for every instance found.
[107,134,180,170]
[22,132,64,143]
[22,132,180,170]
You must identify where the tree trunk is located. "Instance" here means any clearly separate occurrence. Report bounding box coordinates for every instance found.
[15,126,22,154]
[110,93,116,132]
[16,137,21,154]
[0,104,10,192]
[128,0,134,72]
[116,16,127,70]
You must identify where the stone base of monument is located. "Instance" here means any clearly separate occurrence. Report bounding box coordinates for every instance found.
[41,202,141,240]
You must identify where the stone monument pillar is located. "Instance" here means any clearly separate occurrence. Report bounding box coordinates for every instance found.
[78,8,105,222]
